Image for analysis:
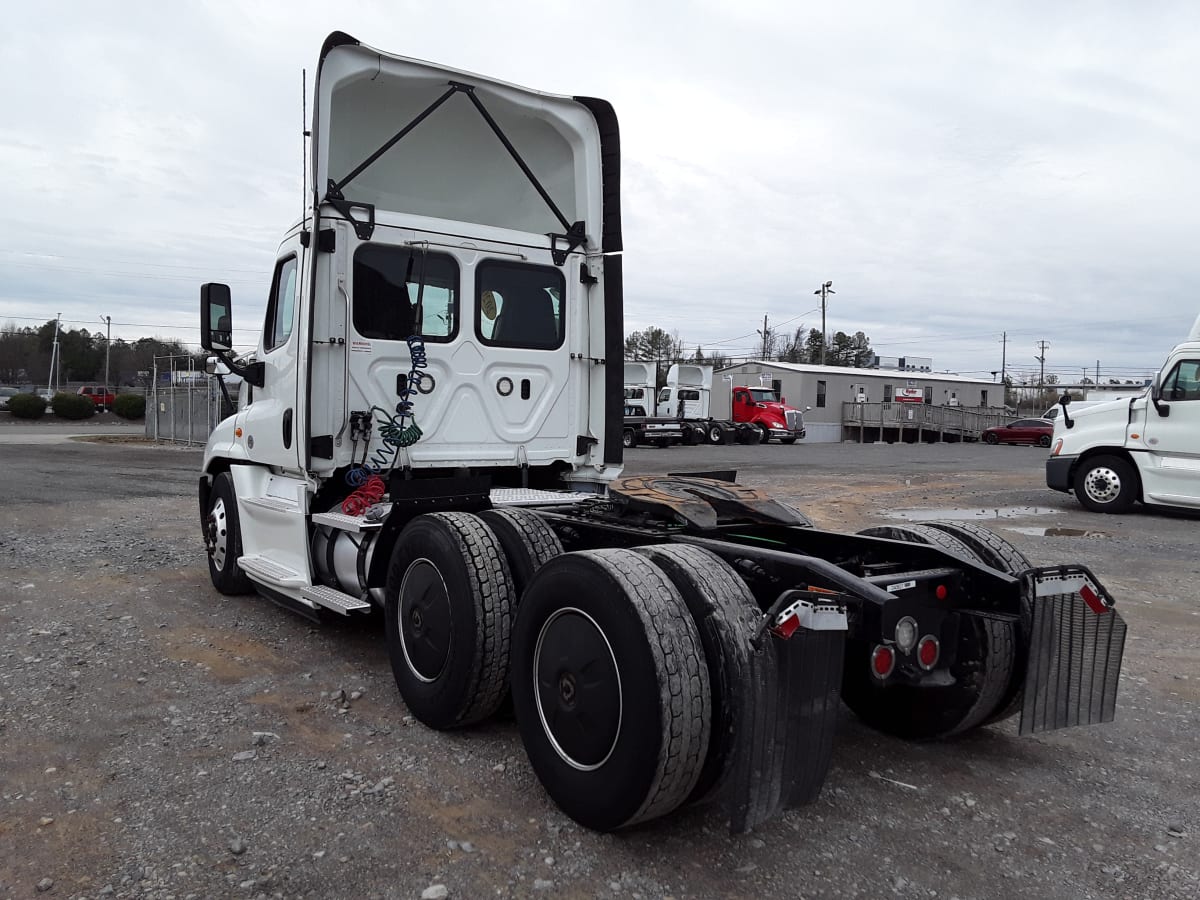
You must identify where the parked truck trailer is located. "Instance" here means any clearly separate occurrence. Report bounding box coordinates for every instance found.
[198,32,1127,834]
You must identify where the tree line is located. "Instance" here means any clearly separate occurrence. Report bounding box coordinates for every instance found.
[0,320,205,386]
[624,324,875,383]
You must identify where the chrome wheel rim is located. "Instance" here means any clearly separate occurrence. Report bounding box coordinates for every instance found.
[207,498,229,571]
[1083,466,1122,505]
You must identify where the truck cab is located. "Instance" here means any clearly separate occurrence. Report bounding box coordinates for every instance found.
[1047,313,1200,512]
[198,32,622,613]
[731,386,806,443]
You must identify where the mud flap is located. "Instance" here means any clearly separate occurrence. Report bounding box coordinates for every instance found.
[723,624,845,833]
[1018,566,1127,735]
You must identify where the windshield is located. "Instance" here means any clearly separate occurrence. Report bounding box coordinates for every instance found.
[749,388,778,403]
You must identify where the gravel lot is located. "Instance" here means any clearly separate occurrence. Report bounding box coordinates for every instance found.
[1,438,1197,899]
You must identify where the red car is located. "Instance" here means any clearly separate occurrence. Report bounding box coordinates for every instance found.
[77,385,117,409]
[982,417,1054,447]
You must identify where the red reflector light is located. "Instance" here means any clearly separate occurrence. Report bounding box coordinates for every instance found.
[1080,584,1109,615]
[935,584,948,601]
[917,636,940,670]
[871,645,895,679]
[771,613,801,639]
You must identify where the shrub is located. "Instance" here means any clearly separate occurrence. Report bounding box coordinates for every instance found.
[52,392,96,420]
[7,393,47,419]
[113,393,146,420]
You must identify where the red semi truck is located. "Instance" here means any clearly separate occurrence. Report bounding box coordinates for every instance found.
[730,385,807,443]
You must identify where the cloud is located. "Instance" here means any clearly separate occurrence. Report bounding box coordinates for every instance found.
[1,0,1197,383]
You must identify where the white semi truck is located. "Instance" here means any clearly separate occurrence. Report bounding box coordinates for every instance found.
[199,32,1128,834]
[1047,314,1200,512]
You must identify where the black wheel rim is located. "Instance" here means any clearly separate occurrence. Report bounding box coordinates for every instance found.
[533,608,622,771]
[398,558,453,683]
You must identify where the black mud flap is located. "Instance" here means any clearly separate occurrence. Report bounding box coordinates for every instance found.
[723,627,845,833]
[608,475,809,530]
[1018,566,1127,735]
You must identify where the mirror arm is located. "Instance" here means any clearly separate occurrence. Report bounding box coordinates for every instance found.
[216,350,265,388]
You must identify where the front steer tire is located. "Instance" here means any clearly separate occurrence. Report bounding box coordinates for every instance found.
[384,512,514,730]
[1074,454,1138,514]
[205,472,254,596]
[511,549,711,831]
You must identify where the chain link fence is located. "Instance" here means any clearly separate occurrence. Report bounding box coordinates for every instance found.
[145,355,236,446]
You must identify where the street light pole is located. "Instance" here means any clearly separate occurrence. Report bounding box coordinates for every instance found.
[100,315,111,409]
[813,280,834,366]
[47,313,62,393]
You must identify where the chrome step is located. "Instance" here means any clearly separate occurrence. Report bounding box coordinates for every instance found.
[238,555,308,588]
[490,488,588,507]
[311,510,383,533]
[242,496,300,513]
[301,585,372,615]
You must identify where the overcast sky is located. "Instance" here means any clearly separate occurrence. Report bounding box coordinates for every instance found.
[2,0,1198,384]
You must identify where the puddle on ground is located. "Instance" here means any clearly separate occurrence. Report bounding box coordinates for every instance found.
[1005,526,1110,538]
[881,506,1058,522]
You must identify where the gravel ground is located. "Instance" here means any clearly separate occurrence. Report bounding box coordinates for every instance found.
[1,439,1197,899]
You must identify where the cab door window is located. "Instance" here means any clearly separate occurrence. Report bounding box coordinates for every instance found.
[1164,360,1200,401]
[263,255,298,353]
[476,260,565,350]
[353,245,459,342]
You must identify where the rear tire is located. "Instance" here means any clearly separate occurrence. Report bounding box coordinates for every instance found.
[631,544,760,806]
[984,432,999,444]
[706,424,724,444]
[1074,454,1138,514]
[511,549,710,831]
[384,512,513,730]
[478,508,563,602]
[1038,434,1052,448]
[845,524,1015,738]
[920,521,1034,726]
[205,472,254,595]
[622,429,637,449]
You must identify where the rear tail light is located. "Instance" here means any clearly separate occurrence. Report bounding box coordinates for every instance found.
[871,645,895,679]
[935,584,948,601]
[894,617,918,653]
[917,635,940,670]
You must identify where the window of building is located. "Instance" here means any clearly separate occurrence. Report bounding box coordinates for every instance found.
[924,386,933,404]
[352,245,459,342]
[981,389,988,406]
[816,380,827,408]
[476,260,565,350]
[263,255,298,353]
[883,384,893,403]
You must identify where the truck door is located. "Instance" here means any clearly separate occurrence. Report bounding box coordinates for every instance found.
[236,239,303,472]
[341,235,578,471]
[1139,357,1200,506]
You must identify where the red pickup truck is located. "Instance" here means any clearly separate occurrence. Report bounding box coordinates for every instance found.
[77,385,117,409]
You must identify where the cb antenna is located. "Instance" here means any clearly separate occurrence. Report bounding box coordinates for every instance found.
[302,68,310,227]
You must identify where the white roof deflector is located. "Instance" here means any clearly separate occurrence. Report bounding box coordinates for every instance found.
[310,32,618,261]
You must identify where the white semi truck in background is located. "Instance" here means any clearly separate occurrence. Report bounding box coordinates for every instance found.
[1048,314,1200,512]
[197,31,1127,835]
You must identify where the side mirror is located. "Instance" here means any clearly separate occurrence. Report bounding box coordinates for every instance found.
[201,283,233,352]
[1150,370,1171,417]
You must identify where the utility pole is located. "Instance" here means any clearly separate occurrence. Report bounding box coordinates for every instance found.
[813,281,834,366]
[1035,340,1050,402]
[46,313,62,393]
[757,314,770,360]
[101,315,111,409]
